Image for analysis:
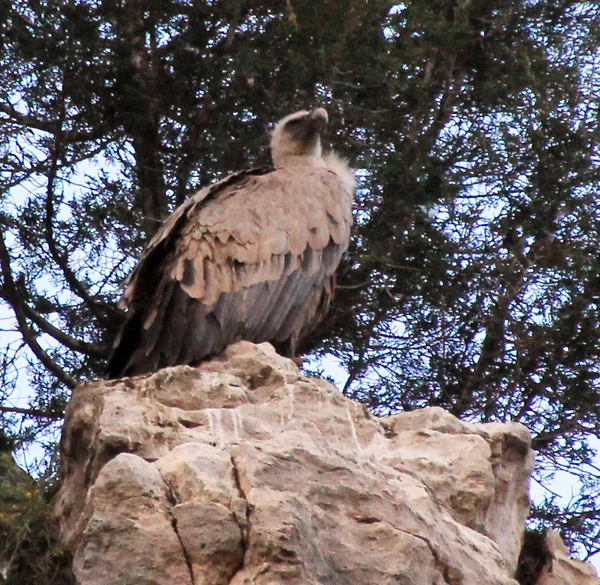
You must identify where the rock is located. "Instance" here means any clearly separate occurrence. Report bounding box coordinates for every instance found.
[51,341,588,585]
[74,454,192,585]
[535,531,598,585]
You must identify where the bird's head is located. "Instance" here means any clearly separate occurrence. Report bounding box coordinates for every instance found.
[270,108,328,167]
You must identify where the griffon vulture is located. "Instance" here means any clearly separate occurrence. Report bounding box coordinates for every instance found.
[106,108,354,378]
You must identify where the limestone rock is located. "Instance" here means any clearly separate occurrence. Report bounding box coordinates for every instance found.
[535,531,598,585]
[52,341,553,585]
[75,453,192,585]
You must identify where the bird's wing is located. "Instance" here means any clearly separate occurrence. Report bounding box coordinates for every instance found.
[107,165,353,377]
[118,167,271,309]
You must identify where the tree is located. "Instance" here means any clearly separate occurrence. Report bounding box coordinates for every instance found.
[1,0,600,563]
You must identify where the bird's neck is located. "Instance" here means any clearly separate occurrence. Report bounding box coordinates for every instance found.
[274,153,325,168]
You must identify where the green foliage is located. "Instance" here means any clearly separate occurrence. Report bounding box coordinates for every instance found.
[1,0,599,562]
[0,453,73,584]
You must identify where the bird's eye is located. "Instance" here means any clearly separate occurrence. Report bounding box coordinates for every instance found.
[285,118,304,128]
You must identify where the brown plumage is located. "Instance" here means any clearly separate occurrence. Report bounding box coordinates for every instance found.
[106,108,354,378]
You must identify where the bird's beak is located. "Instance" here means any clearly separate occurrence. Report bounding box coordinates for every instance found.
[309,108,328,131]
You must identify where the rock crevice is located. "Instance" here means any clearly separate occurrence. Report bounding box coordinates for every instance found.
[164,478,196,585]
[228,452,251,583]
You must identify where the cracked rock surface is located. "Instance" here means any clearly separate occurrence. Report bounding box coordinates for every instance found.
[53,341,571,585]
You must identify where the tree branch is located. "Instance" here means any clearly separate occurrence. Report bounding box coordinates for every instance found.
[0,229,76,389]
[0,404,63,420]
[0,284,108,357]
[42,85,113,329]
[22,302,108,358]
[1,141,108,195]
[0,103,109,143]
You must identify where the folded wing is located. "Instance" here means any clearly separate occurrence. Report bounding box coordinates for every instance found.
[106,164,353,377]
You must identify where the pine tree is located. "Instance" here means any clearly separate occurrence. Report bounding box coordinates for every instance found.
[1,0,599,566]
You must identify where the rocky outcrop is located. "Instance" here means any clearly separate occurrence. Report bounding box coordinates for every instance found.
[53,341,598,585]
[533,531,598,585]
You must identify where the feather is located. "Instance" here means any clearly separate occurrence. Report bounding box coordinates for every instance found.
[253,270,306,341]
[106,108,354,378]
[246,274,291,336]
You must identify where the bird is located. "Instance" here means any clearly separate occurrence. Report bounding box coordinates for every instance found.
[106,108,354,378]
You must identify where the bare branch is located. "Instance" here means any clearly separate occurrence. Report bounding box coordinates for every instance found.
[42,86,113,330]
[1,141,109,194]
[0,103,109,143]
[22,303,108,358]
[0,283,108,357]
[0,229,76,389]
[0,404,63,420]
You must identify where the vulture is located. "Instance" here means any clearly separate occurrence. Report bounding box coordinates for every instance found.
[106,108,354,378]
